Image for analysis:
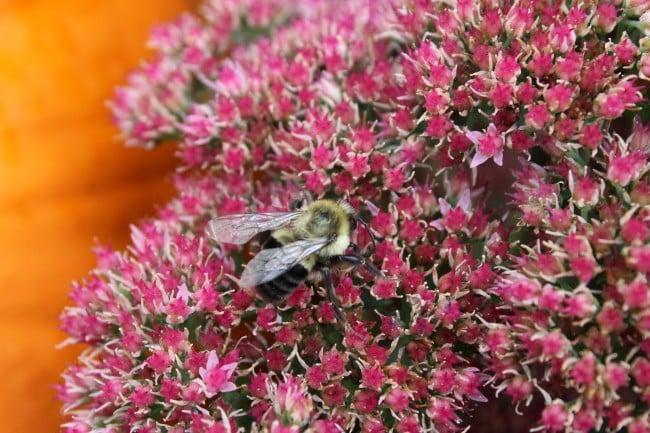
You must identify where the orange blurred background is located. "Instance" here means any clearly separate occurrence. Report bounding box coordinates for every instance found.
[0,1,195,432]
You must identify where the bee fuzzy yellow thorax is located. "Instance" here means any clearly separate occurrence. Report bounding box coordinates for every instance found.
[295,199,352,256]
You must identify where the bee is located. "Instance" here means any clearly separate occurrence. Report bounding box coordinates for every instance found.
[206,198,381,322]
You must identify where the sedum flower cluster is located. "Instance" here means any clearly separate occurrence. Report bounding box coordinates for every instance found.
[59,1,650,432]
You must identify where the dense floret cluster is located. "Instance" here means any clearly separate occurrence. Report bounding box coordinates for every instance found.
[59,1,650,432]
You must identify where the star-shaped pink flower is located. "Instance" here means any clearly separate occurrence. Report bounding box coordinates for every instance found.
[466,124,504,168]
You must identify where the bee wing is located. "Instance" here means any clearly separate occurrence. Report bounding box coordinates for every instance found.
[239,237,329,288]
[206,211,301,245]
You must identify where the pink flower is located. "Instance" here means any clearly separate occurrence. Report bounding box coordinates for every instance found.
[569,257,598,283]
[579,123,603,149]
[320,348,348,376]
[361,365,386,391]
[597,302,625,331]
[632,357,650,387]
[426,397,459,425]
[549,23,576,53]
[146,350,172,374]
[595,92,627,119]
[528,53,554,78]
[467,123,505,167]
[554,51,583,82]
[627,245,650,272]
[594,2,619,32]
[621,278,649,308]
[544,84,574,112]
[607,151,647,186]
[426,115,453,138]
[353,390,379,414]
[538,331,568,358]
[272,375,314,425]
[321,383,347,407]
[629,418,650,433]
[540,402,569,432]
[504,377,533,402]
[371,279,398,299]
[505,5,534,36]
[424,89,449,114]
[570,352,596,385]
[571,410,598,433]
[306,365,327,390]
[494,54,521,82]
[310,144,337,169]
[180,105,219,145]
[604,362,629,390]
[525,104,553,129]
[570,175,600,208]
[383,387,410,412]
[198,351,238,397]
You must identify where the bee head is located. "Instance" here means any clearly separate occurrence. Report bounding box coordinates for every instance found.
[349,216,357,232]
[341,200,378,253]
[290,198,305,211]
[290,192,314,211]
[335,200,377,253]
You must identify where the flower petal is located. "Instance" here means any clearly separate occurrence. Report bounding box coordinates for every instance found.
[470,151,490,168]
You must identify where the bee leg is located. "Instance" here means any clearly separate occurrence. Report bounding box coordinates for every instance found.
[330,254,363,266]
[321,266,346,324]
[349,242,361,255]
[362,260,383,277]
[331,253,383,277]
[354,218,377,252]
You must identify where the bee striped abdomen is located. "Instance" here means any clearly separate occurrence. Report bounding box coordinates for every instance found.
[254,232,310,301]
[256,263,309,301]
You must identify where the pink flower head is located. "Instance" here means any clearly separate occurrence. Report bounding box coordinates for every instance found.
[353,389,379,414]
[607,150,647,186]
[594,2,619,33]
[570,174,600,208]
[504,376,533,402]
[525,104,553,129]
[595,92,627,120]
[272,375,314,425]
[494,54,521,82]
[570,352,596,386]
[627,245,650,272]
[549,23,576,53]
[383,387,410,413]
[544,85,574,113]
[60,1,650,432]
[180,105,220,146]
[540,402,569,432]
[621,278,649,308]
[632,357,650,387]
[505,5,534,37]
[571,410,597,433]
[467,124,504,167]
[554,51,583,82]
[198,351,238,397]
[361,365,386,391]
[538,331,569,359]
[604,362,629,390]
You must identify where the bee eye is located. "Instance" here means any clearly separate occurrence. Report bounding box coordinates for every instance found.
[290,199,304,210]
[349,216,358,232]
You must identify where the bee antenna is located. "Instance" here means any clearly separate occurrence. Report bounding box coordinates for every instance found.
[356,217,377,253]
